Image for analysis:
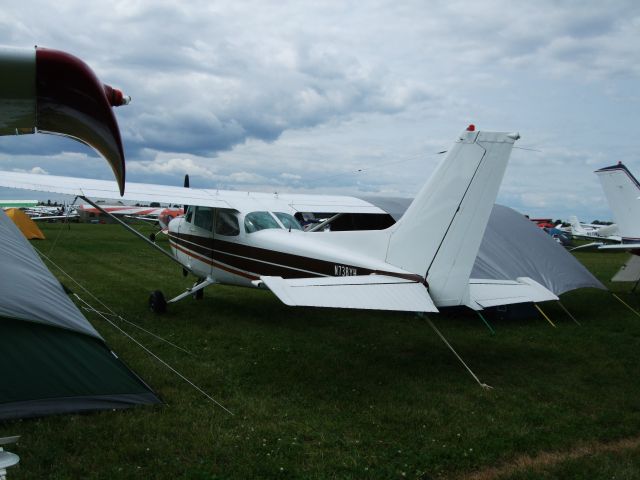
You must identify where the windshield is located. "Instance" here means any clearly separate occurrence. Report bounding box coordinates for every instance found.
[244,211,280,233]
[274,212,303,231]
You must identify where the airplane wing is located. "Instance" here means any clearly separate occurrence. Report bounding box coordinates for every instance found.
[258,275,438,312]
[467,277,558,310]
[30,214,79,221]
[0,170,386,214]
[597,243,640,251]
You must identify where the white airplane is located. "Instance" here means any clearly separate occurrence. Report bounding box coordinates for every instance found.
[586,162,640,283]
[0,126,560,314]
[567,215,620,242]
[76,204,183,226]
[0,45,129,192]
[595,162,640,246]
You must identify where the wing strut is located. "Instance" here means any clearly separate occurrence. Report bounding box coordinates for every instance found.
[167,277,216,304]
[79,196,193,273]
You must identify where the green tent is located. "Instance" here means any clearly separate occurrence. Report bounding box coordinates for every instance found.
[0,210,160,420]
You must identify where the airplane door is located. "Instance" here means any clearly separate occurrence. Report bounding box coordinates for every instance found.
[180,205,215,278]
[212,209,243,285]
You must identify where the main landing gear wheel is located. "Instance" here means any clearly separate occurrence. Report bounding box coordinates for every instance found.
[193,280,205,300]
[149,290,167,314]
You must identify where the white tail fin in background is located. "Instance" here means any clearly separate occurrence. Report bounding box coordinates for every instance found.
[595,163,640,241]
[569,215,587,235]
[385,128,519,306]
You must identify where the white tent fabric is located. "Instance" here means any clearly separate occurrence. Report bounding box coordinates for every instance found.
[472,204,605,294]
[0,209,101,338]
[361,198,605,295]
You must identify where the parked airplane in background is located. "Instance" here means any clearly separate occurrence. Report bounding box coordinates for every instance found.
[0,126,560,314]
[580,162,640,284]
[595,163,640,247]
[568,215,620,242]
[0,45,129,192]
[76,204,183,228]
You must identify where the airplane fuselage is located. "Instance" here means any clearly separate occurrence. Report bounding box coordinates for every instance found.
[167,211,422,289]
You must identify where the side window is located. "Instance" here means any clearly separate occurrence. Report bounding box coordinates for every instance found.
[274,212,303,231]
[244,211,280,234]
[214,209,240,236]
[194,206,214,231]
[185,205,194,223]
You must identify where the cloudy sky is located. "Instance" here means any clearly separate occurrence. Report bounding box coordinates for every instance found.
[1,0,638,221]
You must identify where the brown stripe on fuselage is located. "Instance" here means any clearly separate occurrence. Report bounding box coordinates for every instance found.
[169,231,425,283]
[170,239,258,280]
[169,233,213,259]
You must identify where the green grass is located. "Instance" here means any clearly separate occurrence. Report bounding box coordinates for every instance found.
[2,223,640,479]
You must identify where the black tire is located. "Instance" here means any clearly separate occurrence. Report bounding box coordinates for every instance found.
[149,232,157,242]
[149,290,167,314]
[194,288,204,300]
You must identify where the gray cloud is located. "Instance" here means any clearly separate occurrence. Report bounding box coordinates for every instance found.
[1,0,639,220]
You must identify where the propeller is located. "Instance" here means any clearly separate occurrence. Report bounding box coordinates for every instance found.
[183,174,190,215]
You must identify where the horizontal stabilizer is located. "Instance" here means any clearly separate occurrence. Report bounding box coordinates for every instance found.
[467,277,558,310]
[612,255,640,282]
[598,243,640,251]
[259,275,438,312]
[569,242,604,252]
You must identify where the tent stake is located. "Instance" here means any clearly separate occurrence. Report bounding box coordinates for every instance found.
[419,314,493,390]
[612,293,640,319]
[534,304,556,328]
[557,301,581,326]
[476,311,496,335]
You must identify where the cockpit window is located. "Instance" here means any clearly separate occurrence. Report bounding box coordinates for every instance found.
[194,206,214,231]
[244,211,280,233]
[214,209,240,236]
[274,212,303,231]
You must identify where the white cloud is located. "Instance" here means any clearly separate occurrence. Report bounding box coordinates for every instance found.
[127,156,218,180]
[0,0,639,220]
[11,166,48,175]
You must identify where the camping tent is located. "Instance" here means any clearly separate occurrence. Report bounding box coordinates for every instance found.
[471,204,605,294]
[362,198,605,295]
[4,207,45,240]
[0,209,160,420]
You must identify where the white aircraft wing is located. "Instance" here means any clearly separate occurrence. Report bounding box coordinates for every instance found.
[258,275,438,312]
[597,243,640,251]
[31,214,79,221]
[467,277,558,310]
[0,170,385,214]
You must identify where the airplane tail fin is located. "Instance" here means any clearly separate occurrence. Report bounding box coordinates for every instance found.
[385,127,519,306]
[595,163,640,240]
[569,215,585,234]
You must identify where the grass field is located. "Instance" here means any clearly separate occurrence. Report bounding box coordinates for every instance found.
[2,222,640,479]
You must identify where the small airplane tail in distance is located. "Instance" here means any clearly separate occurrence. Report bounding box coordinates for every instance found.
[595,162,640,241]
[569,215,587,235]
[385,127,520,307]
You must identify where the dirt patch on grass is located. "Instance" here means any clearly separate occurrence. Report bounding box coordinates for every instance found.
[456,436,640,480]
